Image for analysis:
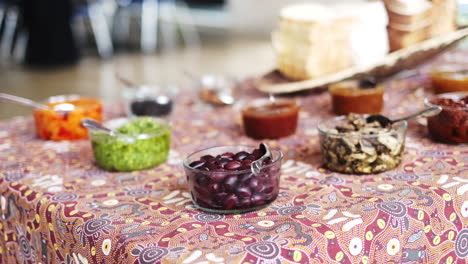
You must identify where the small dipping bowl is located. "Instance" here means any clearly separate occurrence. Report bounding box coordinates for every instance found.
[425,92,468,143]
[318,115,407,174]
[197,74,238,105]
[87,117,171,172]
[122,85,178,118]
[430,67,468,94]
[33,95,103,141]
[183,145,283,214]
[329,80,384,115]
[241,98,299,139]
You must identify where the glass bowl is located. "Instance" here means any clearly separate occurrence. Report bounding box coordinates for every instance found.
[317,115,407,174]
[241,98,300,139]
[33,94,103,141]
[430,67,468,94]
[425,92,468,143]
[87,117,171,172]
[329,80,385,115]
[183,145,283,214]
[122,85,178,118]
[197,74,239,106]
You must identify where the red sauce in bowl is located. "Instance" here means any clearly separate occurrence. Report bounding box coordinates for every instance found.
[426,94,468,143]
[242,100,299,139]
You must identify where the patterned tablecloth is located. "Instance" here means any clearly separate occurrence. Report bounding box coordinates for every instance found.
[1,50,468,264]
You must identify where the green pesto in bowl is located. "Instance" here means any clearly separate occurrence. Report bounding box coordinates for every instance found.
[89,117,170,172]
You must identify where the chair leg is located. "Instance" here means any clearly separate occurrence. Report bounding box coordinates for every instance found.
[0,7,18,61]
[12,30,28,63]
[174,0,200,50]
[141,0,159,53]
[88,2,113,58]
[0,5,5,32]
[160,0,178,53]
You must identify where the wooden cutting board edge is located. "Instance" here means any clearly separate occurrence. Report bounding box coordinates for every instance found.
[256,27,468,94]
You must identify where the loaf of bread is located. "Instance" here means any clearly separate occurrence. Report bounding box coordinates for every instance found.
[273,3,355,81]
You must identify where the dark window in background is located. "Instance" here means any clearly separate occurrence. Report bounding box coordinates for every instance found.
[185,0,225,8]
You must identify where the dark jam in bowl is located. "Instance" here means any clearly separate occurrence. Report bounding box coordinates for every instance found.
[426,93,468,143]
[183,145,283,214]
[130,96,173,117]
[242,100,299,139]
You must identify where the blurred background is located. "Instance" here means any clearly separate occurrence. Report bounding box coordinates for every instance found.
[1,0,468,119]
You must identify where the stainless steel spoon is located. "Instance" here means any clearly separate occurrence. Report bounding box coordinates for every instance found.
[82,118,117,136]
[366,106,443,127]
[0,93,75,112]
[251,143,273,175]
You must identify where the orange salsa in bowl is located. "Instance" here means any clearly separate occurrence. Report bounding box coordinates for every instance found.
[33,95,102,141]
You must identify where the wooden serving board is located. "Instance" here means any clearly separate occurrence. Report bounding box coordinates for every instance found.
[256,27,468,94]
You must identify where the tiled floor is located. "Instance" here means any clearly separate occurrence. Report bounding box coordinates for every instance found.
[0,36,274,120]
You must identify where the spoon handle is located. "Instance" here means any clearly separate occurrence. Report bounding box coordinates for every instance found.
[0,93,48,110]
[82,118,115,135]
[392,106,443,123]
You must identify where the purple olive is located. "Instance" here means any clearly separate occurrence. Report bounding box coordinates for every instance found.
[252,149,263,159]
[196,196,215,208]
[218,158,231,168]
[198,166,210,171]
[194,185,210,197]
[249,178,259,190]
[252,184,265,193]
[263,185,275,194]
[189,160,206,169]
[251,193,267,206]
[225,161,242,170]
[237,187,252,199]
[239,173,253,186]
[239,198,251,208]
[209,183,220,192]
[209,169,226,183]
[224,194,239,210]
[224,175,239,191]
[214,192,228,203]
[206,162,221,171]
[233,151,249,161]
[195,175,209,186]
[220,152,234,159]
[241,159,252,170]
[201,155,215,161]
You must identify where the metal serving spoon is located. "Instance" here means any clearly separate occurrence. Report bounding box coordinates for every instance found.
[0,93,75,112]
[251,143,273,175]
[366,106,443,127]
[82,118,117,136]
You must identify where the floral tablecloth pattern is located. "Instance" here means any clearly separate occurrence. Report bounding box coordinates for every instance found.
[1,48,468,264]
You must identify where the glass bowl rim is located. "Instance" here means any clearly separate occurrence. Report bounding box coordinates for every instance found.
[33,94,102,113]
[424,91,468,111]
[183,145,284,175]
[88,116,171,140]
[317,114,408,138]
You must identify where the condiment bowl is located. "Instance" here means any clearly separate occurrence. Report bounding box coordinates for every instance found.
[318,115,407,174]
[183,145,283,214]
[122,85,178,118]
[197,74,239,106]
[33,94,102,141]
[241,98,299,139]
[425,92,468,143]
[87,117,171,172]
